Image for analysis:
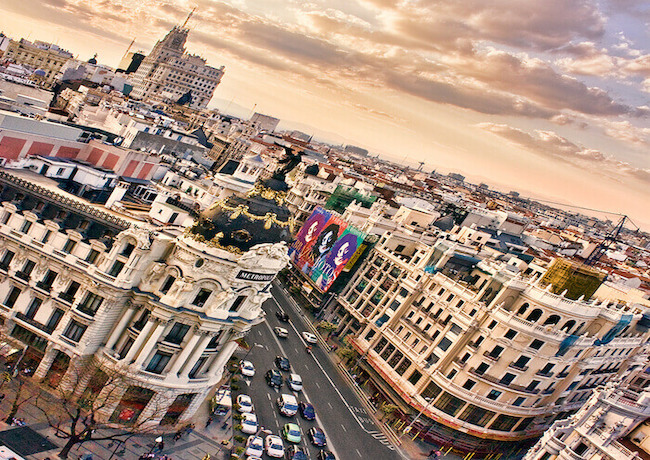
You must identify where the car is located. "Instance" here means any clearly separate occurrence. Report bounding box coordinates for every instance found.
[285,445,308,460]
[276,310,290,322]
[245,435,264,457]
[281,423,302,444]
[241,412,258,434]
[236,394,254,413]
[240,360,256,377]
[302,332,318,344]
[298,402,315,421]
[287,373,302,392]
[266,369,283,389]
[309,426,327,447]
[274,327,289,338]
[265,434,285,458]
[275,356,291,372]
[317,450,336,460]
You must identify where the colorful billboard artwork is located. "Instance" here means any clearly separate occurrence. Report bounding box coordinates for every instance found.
[288,207,330,264]
[311,226,365,292]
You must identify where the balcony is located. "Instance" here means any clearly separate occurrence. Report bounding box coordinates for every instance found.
[483,351,501,362]
[35,281,53,292]
[535,370,555,378]
[469,367,541,395]
[509,362,529,372]
[0,263,10,272]
[58,292,75,304]
[15,312,55,334]
[15,271,30,281]
[557,372,570,379]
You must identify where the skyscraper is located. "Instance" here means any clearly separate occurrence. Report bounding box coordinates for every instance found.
[130,25,224,109]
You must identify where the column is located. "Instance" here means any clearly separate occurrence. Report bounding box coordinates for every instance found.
[137,391,173,427]
[208,340,239,378]
[178,334,213,379]
[33,346,58,381]
[105,305,137,350]
[167,329,200,376]
[122,319,155,363]
[132,320,167,367]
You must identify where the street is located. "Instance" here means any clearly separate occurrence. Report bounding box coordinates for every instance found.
[233,283,402,460]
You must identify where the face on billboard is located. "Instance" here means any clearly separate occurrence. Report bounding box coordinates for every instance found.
[312,223,340,260]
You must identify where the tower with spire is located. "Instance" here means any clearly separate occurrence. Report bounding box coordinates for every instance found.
[130,9,224,109]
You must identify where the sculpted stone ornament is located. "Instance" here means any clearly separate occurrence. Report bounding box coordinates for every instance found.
[169,277,195,297]
[205,289,236,315]
[119,227,152,250]
[145,262,166,285]
[238,242,290,268]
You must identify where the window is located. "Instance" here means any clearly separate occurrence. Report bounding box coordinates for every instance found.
[490,414,521,432]
[62,239,77,254]
[121,243,135,256]
[527,380,540,391]
[476,363,489,375]
[188,357,208,378]
[513,396,526,406]
[206,333,222,349]
[132,310,150,330]
[437,337,452,351]
[229,295,247,312]
[45,309,64,332]
[447,369,457,379]
[395,244,405,252]
[17,260,35,280]
[86,249,100,264]
[408,370,422,385]
[146,352,172,374]
[433,392,465,416]
[20,220,32,233]
[24,297,42,319]
[165,323,190,344]
[512,355,531,370]
[539,363,554,376]
[41,230,52,243]
[0,250,15,270]
[160,276,175,294]
[504,329,517,340]
[77,292,104,316]
[192,289,212,307]
[529,339,544,350]
[38,270,57,291]
[458,404,495,427]
[396,358,411,375]
[486,389,502,400]
[489,345,504,359]
[4,286,21,308]
[421,382,442,400]
[63,320,87,342]
[487,320,497,329]
[108,260,125,277]
[462,379,476,390]
[500,373,516,385]
[60,281,80,302]
[450,324,462,335]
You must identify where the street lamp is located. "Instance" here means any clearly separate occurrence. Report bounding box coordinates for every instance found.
[403,397,433,435]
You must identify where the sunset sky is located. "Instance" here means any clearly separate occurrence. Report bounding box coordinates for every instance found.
[1,0,649,230]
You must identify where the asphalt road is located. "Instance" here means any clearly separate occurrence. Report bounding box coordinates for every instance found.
[234,284,403,460]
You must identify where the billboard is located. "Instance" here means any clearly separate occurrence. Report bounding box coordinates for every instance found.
[289,207,366,293]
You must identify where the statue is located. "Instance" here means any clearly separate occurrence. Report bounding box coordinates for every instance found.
[272,146,304,181]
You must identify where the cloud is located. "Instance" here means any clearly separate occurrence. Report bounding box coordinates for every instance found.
[477,122,650,183]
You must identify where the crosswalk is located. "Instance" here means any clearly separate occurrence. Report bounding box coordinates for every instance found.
[368,430,396,450]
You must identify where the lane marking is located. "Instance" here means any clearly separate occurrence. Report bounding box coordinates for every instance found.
[356,448,362,457]
[341,424,347,432]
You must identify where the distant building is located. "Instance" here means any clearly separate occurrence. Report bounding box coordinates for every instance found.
[448,172,465,182]
[250,112,280,133]
[344,145,368,156]
[117,51,145,75]
[130,26,224,109]
[3,39,73,87]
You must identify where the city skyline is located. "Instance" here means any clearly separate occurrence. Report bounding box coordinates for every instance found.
[1,0,648,230]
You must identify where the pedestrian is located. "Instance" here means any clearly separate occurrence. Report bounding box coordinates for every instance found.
[0,393,5,402]
[158,439,164,451]
[205,417,213,428]
[221,421,228,430]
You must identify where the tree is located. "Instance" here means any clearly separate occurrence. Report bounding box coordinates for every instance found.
[315,321,337,334]
[4,374,37,424]
[36,357,166,459]
[336,346,358,364]
[379,403,398,421]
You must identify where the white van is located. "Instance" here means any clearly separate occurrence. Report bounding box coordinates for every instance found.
[276,393,298,416]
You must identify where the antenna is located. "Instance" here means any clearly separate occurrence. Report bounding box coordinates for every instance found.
[122,37,135,59]
[182,7,197,28]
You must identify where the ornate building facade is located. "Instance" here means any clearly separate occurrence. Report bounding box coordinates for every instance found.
[0,167,290,426]
[335,233,650,453]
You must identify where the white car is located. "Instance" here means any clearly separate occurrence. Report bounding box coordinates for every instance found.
[237,394,254,413]
[241,412,258,434]
[265,435,285,458]
[274,327,289,338]
[245,435,264,457]
[240,360,256,377]
[302,332,318,344]
[287,373,303,392]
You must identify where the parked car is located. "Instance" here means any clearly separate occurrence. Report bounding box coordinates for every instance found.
[236,394,254,413]
[309,427,327,447]
[241,412,258,434]
[287,373,302,392]
[265,435,285,458]
[266,369,283,389]
[276,309,290,322]
[281,423,302,444]
[285,445,308,460]
[302,332,318,344]
[274,327,289,338]
[299,402,315,421]
[275,356,291,372]
[245,435,264,457]
[317,450,336,460]
[240,360,255,377]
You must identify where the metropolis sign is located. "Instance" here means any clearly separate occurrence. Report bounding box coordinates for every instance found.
[236,270,276,282]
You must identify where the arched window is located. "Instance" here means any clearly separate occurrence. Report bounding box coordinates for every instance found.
[526,309,543,323]
[543,315,561,326]
[517,303,530,316]
[560,320,576,333]
[574,322,585,335]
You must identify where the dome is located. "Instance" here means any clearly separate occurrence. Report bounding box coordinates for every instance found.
[186,181,295,253]
[33,69,47,77]
[432,215,455,231]
[88,54,98,65]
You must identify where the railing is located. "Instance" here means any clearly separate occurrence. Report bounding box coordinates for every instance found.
[35,281,52,292]
[536,370,554,378]
[469,367,541,394]
[509,362,529,372]
[15,271,30,281]
[15,312,56,334]
[483,351,501,362]
[58,292,75,303]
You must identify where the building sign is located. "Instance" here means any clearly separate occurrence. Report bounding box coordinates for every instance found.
[236,271,276,282]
